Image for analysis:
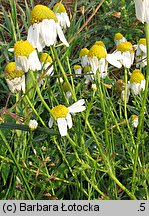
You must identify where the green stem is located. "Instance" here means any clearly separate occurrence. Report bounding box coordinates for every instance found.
[0,130,34,199]
[97,71,109,146]
[131,23,149,194]
[52,46,77,101]
[25,95,46,127]
[30,71,52,114]
[86,120,136,200]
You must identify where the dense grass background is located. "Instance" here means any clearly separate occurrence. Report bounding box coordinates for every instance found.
[0,0,148,200]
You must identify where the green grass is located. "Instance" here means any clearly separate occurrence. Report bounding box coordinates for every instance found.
[0,0,149,200]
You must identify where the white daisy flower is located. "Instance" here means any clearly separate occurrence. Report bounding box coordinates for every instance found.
[129,69,145,95]
[73,65,82,77]
[4,62,25,93]
[48,99,86,136]
[135,38,147,68]
[112,41,135,68]
[114,32,127,46]
[53,3,70,29]
[131,114,139,128]
[29,119,38,130]
[88,44,122,78]
[134,0,149,24]
[14,40,41,72]
[27,4,69,52]
[79,48,90,68]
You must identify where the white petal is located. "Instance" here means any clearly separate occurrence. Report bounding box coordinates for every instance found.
[88,56,99,75]
[106,53,122,68]
[41,19,57,46]
[56,23,69,47]
[48,117,54,128]
[57,118,68,136]
[28,51,41,71]
[15,55,29,72]
[68,99,86,113]
[66,113,72,129]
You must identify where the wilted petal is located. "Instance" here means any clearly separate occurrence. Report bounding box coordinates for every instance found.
[48,117,54,128]
[56,23,69,47]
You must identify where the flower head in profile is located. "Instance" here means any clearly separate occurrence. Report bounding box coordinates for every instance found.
[73,65,82,77]
[135,38,147,68]
[29,119,38,131]
[79,48,90,68]
[53,3,70,29]
[83,65,94,83]
[40,52,54,76]
[88,44,121,78]
[115,79,130,102]
[129,69,145,95]
[38,52,54,86]
[4,62,25,93]
[114,33,127,46]
[62,82,72,99]
[113,41,134,68]
[14,40,41,72]
[131,114,139,128]
[48,99,86,136]
[134,0,149,24]
[27,4,69,51]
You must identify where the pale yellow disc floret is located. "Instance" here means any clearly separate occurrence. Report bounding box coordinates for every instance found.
[130,69,145,83]
[4,62,24,80]
[53,3,66,13]
[79,48,89,57]
[40,53,52,63]
[114,33,124,41]
[14,40,35,57]
[138,38,146,46]
[117,41,133,52]
[51,105,69,120]
[88,45,107,59]
[31,4,58,24]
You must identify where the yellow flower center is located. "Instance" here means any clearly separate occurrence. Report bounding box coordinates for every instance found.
[14,40,35,57]
[83,65,92,73]
[53,3,66,13]
[40,53,52,63]
[94,41,105,47]
[88,45,107,59]
[131,114,138,120]
[51,105,69,120]
[30,4,57,24]
[79,48,89,57]
[117,41,133,52]
[4,62,24,80]
[114,33,124,41]
[74,65,81,69]
[130,69,145,83]
[62,82,71,92]
[138,38,146,46]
